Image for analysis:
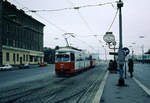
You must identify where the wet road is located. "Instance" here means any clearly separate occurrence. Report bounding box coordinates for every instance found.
[0,64,55,88]
[0,63,107,103]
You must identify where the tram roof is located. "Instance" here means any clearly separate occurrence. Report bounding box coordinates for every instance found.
[56,46,82,52]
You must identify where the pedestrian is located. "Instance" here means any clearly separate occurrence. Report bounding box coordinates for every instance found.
[108,60,113,71]
[128,58,134,78]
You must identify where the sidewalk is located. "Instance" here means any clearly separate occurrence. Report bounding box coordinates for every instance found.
[100,72,150,103]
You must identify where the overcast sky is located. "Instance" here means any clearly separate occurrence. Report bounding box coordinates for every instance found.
[7,0,150,59]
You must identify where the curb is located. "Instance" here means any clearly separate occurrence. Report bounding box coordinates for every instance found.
[92,71,109,103]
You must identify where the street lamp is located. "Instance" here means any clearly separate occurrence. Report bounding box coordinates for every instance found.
[103,32,115,45]
[103,0,125,86]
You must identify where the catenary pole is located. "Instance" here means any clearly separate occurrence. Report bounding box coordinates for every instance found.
[0,0,3,66]
[117,0,125,86]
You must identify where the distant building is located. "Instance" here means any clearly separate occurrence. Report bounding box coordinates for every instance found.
[43,47,55,64]
[0,0,45,66]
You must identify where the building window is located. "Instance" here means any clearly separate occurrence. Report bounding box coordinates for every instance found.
[34,56,38,62]
[17,54,19,62]
[30,55,33,62]
[23,55,25,61]
[13,53,16,61]
[6,52,9,61]
[26,55,28,62]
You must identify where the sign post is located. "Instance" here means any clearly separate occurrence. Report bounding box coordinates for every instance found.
[117,0,125,86]
[122,47,130,79]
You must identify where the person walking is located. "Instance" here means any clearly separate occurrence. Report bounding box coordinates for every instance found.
[128,58,134,78]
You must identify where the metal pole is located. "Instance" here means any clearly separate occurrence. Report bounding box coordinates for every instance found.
[119,0,123,49]
[117,0,125,86]
[142,45,144,64]
[64,38,69,47]
[114,45,116,60]
[125,60,127,79]
[0,0,3,66]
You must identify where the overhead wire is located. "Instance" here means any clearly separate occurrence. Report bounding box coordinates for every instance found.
[10,0,67,33]
[66,0,99,51]
[76,10,94,35]
[10,0,67,46]
[35,13,67,33]
[26,1,117,12]
[66,0,95,34]
[107,8,119,32]
[14,0,68,34]
[66,0,117,44]
[65,0,117,51]
[10,0,118,51]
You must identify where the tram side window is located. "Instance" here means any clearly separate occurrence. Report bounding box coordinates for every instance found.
[71,53,75,61]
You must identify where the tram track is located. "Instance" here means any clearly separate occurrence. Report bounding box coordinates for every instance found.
[0,77,67,103]
[53,70,106,103]
[0,64,107,103]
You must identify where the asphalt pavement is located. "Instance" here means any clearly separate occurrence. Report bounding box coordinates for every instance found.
[0,64,55,89]
[1,62,149,103]
[133,63,150,90]
[0,63,108,103]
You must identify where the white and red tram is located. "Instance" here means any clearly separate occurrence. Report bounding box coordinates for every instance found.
[55,46,95,75]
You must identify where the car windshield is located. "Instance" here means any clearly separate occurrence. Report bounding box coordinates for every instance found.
[56,54,70,62]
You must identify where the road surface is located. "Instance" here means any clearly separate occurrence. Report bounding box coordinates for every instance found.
[133,63,150,90]
[0,63,107,103]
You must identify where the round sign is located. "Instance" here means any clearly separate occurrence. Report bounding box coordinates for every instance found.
[103,32,115,43]
[122,47,130,56]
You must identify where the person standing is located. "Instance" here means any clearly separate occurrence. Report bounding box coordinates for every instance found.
[108,60,113,71]
[128,59,134,78]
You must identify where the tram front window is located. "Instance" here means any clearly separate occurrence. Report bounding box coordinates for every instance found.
[56,54,70,62]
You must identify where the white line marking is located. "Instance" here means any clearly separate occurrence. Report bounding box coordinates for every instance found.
[92,71,109,103]
[133,77,150,96]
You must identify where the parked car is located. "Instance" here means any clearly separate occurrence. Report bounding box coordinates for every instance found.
[19,64,30,69]
[0,64,13,71]
[39,62,48,67]
[24,64,30,69]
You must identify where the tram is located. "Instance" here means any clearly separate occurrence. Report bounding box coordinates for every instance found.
[55,46,95,75]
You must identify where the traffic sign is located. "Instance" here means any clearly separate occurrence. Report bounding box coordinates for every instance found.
[109,52,118,55]
[122,47,130,56]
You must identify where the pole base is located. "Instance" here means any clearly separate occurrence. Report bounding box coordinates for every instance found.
[118,78,125,86]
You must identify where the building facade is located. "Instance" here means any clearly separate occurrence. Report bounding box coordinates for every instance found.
[0,0,45,65]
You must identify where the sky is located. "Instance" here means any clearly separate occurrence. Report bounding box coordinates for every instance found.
[7,0,150,60]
